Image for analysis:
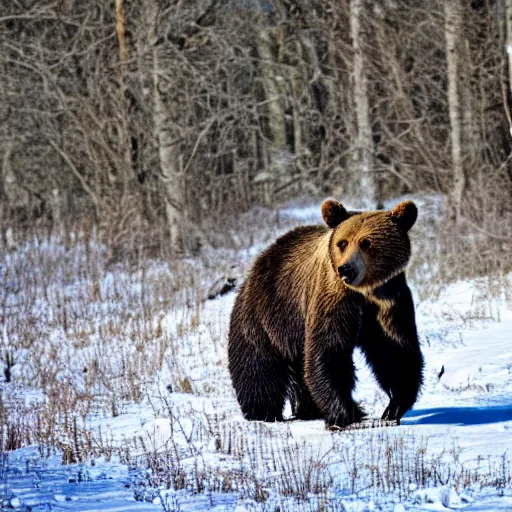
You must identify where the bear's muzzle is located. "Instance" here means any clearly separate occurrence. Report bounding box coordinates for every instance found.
[338,263,358,285]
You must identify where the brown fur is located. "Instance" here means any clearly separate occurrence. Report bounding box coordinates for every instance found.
[228,200,424,427]
[321,200,350,229]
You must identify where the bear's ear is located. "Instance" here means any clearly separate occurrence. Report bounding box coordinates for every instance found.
[390,200,418,232]
[321,199,350,229]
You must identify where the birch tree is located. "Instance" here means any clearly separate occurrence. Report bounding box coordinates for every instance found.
[445,0,465,222]
[144,1,185,254]
[256,0,290,205]
[257,29,288,157]
[505,0,512,137]
[350,0,376,207]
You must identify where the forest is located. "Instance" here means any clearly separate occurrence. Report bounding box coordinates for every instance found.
[1,0,512,275]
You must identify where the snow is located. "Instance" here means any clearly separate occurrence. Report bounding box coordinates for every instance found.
[2,197,512,511]
[2,447,162,511]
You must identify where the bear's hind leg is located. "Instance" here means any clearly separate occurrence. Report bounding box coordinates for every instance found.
[290,361,324,421]
[228,328,290,422]
[292,387,324,420]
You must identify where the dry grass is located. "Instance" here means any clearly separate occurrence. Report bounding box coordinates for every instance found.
[2,195,512,510]
[122,409,512,511]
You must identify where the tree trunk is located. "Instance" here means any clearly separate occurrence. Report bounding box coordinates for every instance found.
[507,0,512,106]
[445,0,465,222]
[291,38,306,192]
[147,4,184,253]
[461,39,478,167]
[350,0,376,207]
[115,0,129,62]
[3,141,29,213]
[114,0,138,196]
[503,0,512,146]
[257,28,288,200]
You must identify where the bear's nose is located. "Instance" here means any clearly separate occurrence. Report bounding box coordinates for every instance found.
[338,263,357,284]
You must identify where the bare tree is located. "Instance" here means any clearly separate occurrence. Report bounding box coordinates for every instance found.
[257,26,289,202]
[1,0,512,266]
[141,1,186,253]
[350,0,376,207]
[505,0,512,137]
[444,0,465,222]
[115,0,129,62]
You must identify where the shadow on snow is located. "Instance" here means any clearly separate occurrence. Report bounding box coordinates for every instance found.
[402,404,512,426]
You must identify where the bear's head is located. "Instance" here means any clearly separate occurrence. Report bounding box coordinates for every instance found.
[321,199,418,290]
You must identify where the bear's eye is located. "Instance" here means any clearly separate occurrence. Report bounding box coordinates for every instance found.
[337,240,348,251]
[360,238,371,250]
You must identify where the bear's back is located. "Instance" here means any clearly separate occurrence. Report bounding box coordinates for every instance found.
[249,224,328,295]
[238,225,329,358]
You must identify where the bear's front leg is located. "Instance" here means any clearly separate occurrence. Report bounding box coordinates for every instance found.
[304,305,365,428]
[361,274,424,423]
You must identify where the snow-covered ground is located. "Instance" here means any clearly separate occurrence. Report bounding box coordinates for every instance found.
[2,198,512,511]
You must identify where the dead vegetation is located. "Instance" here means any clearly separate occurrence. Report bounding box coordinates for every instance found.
[123,406,512,511]
[2,1,512,266]
[1,196,512,510]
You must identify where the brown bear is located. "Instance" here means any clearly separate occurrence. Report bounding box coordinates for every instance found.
[228,200,424,428]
